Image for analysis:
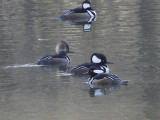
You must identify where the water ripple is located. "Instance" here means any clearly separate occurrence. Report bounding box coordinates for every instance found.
[4,63,43,69]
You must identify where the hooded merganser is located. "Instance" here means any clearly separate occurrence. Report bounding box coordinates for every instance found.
[88,66,128,86]
[35,41,73,65]
[59,0,97,22]
[68,53,113,75]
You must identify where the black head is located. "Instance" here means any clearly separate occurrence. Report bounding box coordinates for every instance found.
[90,53,113,65]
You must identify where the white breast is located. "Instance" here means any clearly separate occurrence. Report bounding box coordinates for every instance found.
[100,66,109,73]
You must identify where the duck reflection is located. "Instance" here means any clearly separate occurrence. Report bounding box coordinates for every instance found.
[89,85,119,97]
[62,20,93,32]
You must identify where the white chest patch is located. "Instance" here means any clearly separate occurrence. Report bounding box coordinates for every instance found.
[65,56,70,66]
[92,55,101,63]
[87,10,97,22]
[93,70,104,74]
[100,66,109,73]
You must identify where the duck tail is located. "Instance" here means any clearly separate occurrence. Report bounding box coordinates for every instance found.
[120,80,128,85]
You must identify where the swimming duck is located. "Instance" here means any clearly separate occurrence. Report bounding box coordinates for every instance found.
[68,53,112,75]
[59,0,97,22]
[36,41,73,65]
[88,66,128,86]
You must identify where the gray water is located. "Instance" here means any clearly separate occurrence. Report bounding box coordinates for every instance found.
[0,0,160,120]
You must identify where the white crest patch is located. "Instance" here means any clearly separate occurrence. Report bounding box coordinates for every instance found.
[83,3,90,9]
[92,55,101,63]
[93,70,104,74]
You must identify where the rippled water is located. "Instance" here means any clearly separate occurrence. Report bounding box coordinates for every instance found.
[0,0,160,120]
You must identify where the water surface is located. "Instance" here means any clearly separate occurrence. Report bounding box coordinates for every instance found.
[0,0,160,120]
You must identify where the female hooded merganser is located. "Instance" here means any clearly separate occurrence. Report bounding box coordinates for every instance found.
[68,53,113,75]
[35,41,73,65]
[88,66,128,86]
[59,0,97,22]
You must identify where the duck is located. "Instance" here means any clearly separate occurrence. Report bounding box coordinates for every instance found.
[88,66,128,86]
[35,41,73,65]
[59,0,97,23]
[68,53,113,75]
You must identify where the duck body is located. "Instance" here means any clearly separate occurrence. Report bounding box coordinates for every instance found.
[35,53,70,65]
[88,66,128,86]
[69,62,108,75]
[89,73,128,85]
[60,8,90,20]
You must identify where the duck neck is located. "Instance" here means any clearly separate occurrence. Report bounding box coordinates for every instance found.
[58,51,67,56]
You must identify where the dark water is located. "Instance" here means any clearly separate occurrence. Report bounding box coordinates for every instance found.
[0,0,160,120]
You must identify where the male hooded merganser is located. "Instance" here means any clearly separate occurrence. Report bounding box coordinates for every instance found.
[68,53,113,75]
[59,0,97,22]
[35,41,73,65]
[88,66,128,86]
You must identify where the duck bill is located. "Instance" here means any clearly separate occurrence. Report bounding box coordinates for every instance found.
[106,61,113,64]
[68,50,74,53]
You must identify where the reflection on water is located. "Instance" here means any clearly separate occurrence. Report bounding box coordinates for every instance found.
[89,85,119,97]
[60,20,94,32]
[0,0,160,120]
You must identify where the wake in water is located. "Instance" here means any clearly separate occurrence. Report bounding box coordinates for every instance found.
[4,63,43,69]
[56,72,73,76]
